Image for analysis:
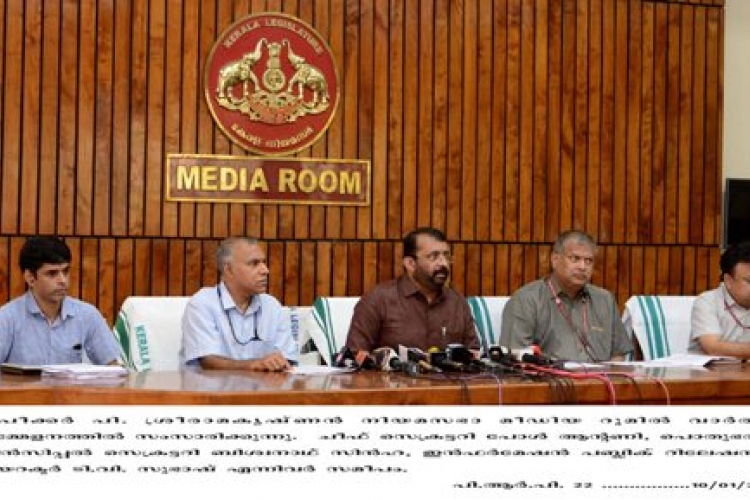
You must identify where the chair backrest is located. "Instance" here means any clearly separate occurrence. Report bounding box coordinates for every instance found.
[113,296,190,372]
[113,296,314,371]
[307,297,360,366]
[289,306,320,365]
[467,296,510,353]
[621,295,696,360]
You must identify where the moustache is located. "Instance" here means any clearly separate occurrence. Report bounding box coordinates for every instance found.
[432,267,450,278]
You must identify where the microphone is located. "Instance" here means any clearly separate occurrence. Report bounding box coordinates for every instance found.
[447,344,483,373]
[473,357,508,374]
[488,345,514,365]
[401,360,421,377]
[445,343,479,365]
[417,360,441,373]
[372,347,404,372]
[354,350,377,370]
[483,345,523,373]
[333,346,376,370]
[512,347,554,366]
[398,345,442,373]
[428,348,465,372]
[333,346,355,368]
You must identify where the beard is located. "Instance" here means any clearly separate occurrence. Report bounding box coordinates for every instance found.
[415,266,449,291]
[432,267,449,285]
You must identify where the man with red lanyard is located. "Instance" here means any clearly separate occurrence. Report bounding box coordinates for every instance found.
[690,241,750,357]
[500,230,632,362]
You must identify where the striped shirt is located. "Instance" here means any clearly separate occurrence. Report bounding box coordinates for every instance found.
[0,291,121,365]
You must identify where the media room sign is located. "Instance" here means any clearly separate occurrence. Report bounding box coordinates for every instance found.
[165,154,370,206]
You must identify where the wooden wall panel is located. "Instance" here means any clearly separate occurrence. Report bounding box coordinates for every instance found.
[1,0,21,234]
[0,0,4,196]
[0,238,9,304]
[0,0,726,325]
[585,0,601,239]
[544,0,560,240]
[20,0,41,235]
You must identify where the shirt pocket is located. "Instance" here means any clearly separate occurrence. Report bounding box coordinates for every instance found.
[51,336,84,363]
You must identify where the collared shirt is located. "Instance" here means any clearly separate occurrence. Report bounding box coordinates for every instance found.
[499,276,632,362]
[345,274,479,352]
[689,283,750,353]
[180,282,297,366]
[0,291,121,365]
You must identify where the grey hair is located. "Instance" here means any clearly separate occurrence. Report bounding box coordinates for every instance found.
[216,237,259,276]
[552,230,597,254]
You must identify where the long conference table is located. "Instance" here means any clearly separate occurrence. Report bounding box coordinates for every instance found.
[1,364,750,405]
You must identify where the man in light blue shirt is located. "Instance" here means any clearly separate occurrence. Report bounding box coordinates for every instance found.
[181,237,297,371]
[0,236,121,365]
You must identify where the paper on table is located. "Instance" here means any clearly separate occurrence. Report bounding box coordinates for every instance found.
[561,361,608,371]
[290,365,354,375]
[605,353,741,368]
[41,364,129,379]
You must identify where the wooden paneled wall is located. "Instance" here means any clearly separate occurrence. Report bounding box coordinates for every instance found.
[0,0,724,324]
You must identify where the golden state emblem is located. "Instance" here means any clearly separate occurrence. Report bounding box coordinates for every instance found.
[205,13,339,155]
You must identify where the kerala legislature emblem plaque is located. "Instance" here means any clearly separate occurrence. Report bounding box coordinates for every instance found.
[204,13,339,155]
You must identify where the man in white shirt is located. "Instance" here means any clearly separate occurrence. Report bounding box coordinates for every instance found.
[181,237,297,371]
[690,241,750,357]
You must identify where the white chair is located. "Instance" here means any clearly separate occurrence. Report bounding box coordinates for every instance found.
[621,295,696,360]
[467,296,510,353]
[112,296,190,371]
[306,297,360,366]
[289,306,320,365]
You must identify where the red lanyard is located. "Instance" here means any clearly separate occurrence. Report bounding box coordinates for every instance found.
[546,278,596,358]
[724,290,750,330]
[546,279,589,332]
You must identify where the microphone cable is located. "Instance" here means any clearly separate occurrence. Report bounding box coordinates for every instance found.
[522,364,618,405]
[514,365,578,404]
[557,375,578,404]
[523,361,671,405]
[556,364,671,404]
[601,372,645,404]
[431,370,472,404]
[461,372,505,405]
[606,371,671,405]
[530,356,671,404]
[545,371,577,404]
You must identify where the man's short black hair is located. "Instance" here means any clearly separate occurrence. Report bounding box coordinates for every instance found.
[19,236,72,274]
[720,241,750,278]
[403,227,447,258]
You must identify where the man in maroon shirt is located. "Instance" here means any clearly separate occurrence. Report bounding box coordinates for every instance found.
[345,227,478,354]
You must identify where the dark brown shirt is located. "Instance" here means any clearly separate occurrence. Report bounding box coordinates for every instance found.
[345,275,478,352]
